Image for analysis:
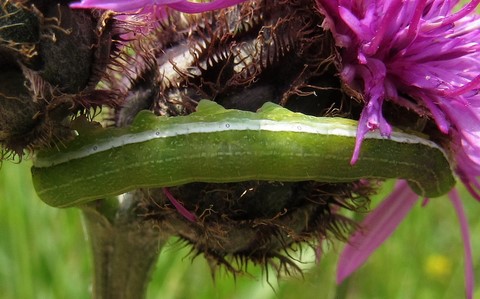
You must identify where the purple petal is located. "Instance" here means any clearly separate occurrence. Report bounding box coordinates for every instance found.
[163,187,197,222]
[168,0,246,13]
[337,180,418,283]
[337,6,371,41]
[449,189,474,299]
[464,179,480,201]
[70,0,170,11]
[443,74,480,97]
[440,0,480,25]
[70,0,246,13]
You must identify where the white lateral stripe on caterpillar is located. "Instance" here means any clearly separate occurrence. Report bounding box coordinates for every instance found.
[33,118,445,168]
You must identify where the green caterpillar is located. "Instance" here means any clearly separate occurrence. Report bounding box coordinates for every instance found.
[31,100,456,208]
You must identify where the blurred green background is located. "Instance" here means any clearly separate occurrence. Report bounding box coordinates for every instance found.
[1,161,479,299]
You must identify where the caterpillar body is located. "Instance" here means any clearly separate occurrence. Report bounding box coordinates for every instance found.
[31,100,455,208]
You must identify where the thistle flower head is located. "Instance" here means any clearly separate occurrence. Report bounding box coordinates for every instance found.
[317,0,480,195]
[316,1,480,297]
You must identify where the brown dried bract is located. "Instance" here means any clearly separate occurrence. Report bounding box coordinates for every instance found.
[108,0,362,126]
[139,181,373,278]
[0,1,122,157]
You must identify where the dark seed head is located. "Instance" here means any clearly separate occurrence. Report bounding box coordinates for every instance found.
[105,0,379,277]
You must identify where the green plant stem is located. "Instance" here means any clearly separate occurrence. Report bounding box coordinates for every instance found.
[81,195,167,299]
[335,276,351,299]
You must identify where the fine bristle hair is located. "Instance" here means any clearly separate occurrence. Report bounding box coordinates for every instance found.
[138,180,374,278]
[0,3,125,156]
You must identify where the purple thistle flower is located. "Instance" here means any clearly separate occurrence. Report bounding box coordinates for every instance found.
[316,0,480,297]
[316,0,480,186]
[70,0,247,14]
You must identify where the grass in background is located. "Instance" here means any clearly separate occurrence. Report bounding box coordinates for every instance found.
[1,161,479,299]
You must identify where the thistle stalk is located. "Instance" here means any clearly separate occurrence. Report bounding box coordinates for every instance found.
[81,196,167,299]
